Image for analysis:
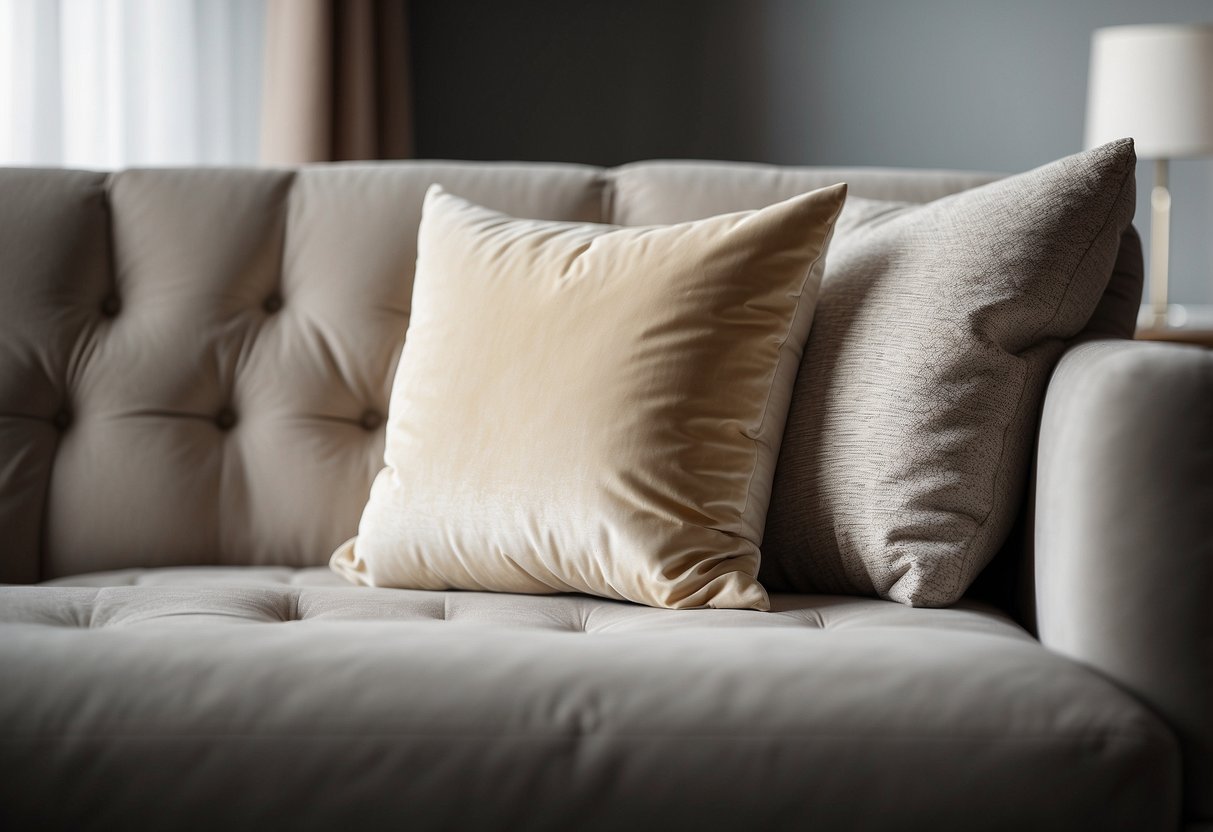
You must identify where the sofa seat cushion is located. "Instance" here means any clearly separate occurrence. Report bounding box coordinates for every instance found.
[1,569,1177,831]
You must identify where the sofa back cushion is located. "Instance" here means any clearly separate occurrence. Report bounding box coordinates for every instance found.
[0,163,603,581]
[0,159,1141,585]
[608,160,1141,341]
[0,170,111,584]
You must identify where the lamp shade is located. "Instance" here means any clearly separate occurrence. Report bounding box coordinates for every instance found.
[1085,24,1213,158]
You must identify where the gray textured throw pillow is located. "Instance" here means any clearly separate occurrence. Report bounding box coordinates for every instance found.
[760,139,1137,607]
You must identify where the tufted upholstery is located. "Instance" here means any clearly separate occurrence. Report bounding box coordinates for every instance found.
[31,566,1029,629]
[0,163,604,583]
[0,160,1142,586]
[0,568,1179,830]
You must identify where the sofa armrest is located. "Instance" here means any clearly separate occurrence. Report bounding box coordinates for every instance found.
[1034,339,1213,823]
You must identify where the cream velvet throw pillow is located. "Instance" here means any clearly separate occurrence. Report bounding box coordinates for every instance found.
[332,183,847,610]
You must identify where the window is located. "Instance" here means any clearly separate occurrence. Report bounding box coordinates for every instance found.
[0,0,265,168]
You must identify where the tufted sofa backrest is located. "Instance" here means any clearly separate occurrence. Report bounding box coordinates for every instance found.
[0,161,1142,582]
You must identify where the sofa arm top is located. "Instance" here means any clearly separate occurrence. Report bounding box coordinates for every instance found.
[1034,338,1213,822]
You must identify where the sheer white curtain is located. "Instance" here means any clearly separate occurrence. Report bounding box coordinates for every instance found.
[0,0,264,168]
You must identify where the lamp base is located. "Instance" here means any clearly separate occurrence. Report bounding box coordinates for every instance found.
[1136,304,1213,347]
[1138,303,1190,330]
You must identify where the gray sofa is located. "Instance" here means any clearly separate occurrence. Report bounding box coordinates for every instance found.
[0,161,1209,831]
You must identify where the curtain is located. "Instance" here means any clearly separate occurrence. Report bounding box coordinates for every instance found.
[260,0,412,164]
[0,0,265,168]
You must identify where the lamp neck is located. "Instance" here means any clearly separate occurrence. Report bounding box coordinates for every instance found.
[1149,158,1172,327]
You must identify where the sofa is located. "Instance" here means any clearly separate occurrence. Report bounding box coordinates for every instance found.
[0,160,1209,831]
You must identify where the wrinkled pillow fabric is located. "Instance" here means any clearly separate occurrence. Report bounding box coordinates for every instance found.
[760,139,1137,607]
[332,182,847,610]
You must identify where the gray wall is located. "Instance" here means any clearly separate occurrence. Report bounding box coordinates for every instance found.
[412,0,1213,303]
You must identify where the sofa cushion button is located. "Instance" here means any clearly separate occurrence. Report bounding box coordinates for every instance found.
[53,409,72,431]
[215,408,237,431]
[360,410,382,431]
[262,293,283,314]
[101,295,121,317]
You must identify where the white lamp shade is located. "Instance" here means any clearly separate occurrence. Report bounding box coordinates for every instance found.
[1085,24,1213,158]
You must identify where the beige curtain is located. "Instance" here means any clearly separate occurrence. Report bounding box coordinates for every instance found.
[260,0,413,164]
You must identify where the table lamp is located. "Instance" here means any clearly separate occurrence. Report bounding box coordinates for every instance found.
[1085,23,1213,327]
